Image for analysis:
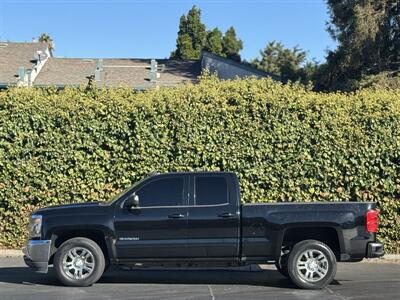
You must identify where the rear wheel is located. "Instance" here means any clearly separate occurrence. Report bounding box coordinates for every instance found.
[54,237,105,287]
[287,239,337,289]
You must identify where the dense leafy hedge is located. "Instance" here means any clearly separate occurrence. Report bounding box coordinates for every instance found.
[0,76,399,252]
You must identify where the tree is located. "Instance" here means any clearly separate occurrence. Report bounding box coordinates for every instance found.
[171,7,244,61]
[316,0,400,91]
[171,6,207,59]
[204,27,224,56]
[222,27,243,61]
[252,41,316,83]
[38,33,54,57]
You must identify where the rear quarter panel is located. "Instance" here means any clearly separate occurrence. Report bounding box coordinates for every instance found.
[241,202,377,260]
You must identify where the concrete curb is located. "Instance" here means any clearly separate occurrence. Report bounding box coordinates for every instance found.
[0,250,23,257]
[363,254,400,263]
[0,249,399,262]
[0,249,24,257]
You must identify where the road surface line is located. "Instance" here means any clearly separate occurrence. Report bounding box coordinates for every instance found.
[208,285,215,300]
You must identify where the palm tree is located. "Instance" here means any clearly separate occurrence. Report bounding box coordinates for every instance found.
[38,33,54,57]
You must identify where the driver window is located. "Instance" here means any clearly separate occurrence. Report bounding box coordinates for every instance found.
[136,177,184,207]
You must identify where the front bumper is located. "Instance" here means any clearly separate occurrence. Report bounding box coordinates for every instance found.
[367,242,384,258]
[22,240,51,273]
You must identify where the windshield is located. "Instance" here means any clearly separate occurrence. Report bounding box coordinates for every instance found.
[100,176,147,205]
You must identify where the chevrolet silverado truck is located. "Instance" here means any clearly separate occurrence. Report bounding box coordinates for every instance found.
[23,171,384,289]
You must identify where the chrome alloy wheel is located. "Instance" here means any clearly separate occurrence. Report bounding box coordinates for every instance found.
[296,249,329,282]
[62,247,95,280]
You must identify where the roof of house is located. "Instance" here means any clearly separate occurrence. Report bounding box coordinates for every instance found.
[35,57,201,88]
[0,41,279,89]
[34,58,97,86]
[146,59,202,86]
[0,42,48,84]
[101,58,200,88]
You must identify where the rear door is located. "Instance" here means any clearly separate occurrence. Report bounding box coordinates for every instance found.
[114,174,189,259]
[187,173,240,258]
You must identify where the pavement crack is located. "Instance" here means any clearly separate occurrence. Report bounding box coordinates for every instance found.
[207,285,215,300]
[326,287,348,300]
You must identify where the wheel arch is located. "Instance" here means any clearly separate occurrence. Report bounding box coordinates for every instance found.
[49,229,112,264]
[276,225,343,261]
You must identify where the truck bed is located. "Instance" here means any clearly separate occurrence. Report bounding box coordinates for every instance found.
[241,202,377,262]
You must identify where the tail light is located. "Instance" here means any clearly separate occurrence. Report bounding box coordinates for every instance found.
[366,209,379,233]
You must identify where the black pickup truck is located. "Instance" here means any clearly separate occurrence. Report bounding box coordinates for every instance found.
[23,171,384,289]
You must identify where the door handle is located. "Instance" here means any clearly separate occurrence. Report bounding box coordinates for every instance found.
[218,212,235,218]
[168,213,185,219]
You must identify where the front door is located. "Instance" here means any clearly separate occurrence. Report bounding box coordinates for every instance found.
[114,174,188,259]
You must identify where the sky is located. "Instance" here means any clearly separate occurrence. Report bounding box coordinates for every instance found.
[0,0,336,63]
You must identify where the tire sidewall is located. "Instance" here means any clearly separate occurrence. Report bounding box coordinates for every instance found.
[287,240,337,289]
[54,237,105,287]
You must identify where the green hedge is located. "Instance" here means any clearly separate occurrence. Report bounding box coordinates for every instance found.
[0,76,399,253]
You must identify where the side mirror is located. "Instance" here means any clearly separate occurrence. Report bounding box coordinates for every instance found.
[125,194,140,210]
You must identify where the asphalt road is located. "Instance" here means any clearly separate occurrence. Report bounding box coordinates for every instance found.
[0,257,399,300]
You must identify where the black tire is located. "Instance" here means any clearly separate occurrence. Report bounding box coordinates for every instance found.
[275,253,289,277]
[287,239,337,290]
[54,237,105,287]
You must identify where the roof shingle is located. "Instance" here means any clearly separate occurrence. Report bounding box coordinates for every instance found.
[34,58,96,86]
[0,42,48,84]
[34,57,201,88]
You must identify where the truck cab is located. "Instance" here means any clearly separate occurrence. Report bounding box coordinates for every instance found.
[115,172,240,262]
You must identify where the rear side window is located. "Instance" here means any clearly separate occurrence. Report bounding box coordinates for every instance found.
[195,176,228,205]
[137,177,184,207]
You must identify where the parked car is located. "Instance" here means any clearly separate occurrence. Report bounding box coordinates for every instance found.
[23,171,384,289]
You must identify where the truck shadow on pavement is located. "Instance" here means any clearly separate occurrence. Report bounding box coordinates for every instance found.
[0,265,325,289]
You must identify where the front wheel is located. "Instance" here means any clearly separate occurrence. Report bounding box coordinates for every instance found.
[54,237,105,287]
[287,240,337,289]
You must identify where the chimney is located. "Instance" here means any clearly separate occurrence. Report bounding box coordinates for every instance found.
[95,59,103,82]
[18,67,25,80]
[27,70,32,87]
[95,69,101,82]
[149,59,158,83]
[96,58,103,71]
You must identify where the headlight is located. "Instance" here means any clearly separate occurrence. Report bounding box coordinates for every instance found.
[29,214,42,238]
